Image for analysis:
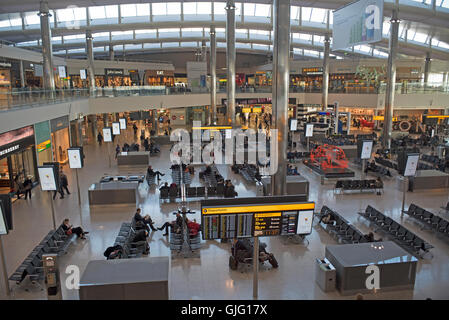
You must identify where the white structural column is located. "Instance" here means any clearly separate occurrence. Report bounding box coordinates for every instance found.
[210,26,217,125]
[86,30,96,94]
[201,40,207,62]
[382,9,399,149]
[272,0,290,196]
[226,0,236,125]
[424,52,431,87]
[322,35,330,111]
[109,46,114,61]
[39,1,55,92]
[19,60,25,88]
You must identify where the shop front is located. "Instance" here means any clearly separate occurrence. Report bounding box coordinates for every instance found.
[105,68,131,87]
[0,64,12,106]
[50,116,70,165]
[0,125,37,195]
[145,70,174,87]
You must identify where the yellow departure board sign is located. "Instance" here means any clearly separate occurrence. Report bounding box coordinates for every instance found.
[201,200,315,239]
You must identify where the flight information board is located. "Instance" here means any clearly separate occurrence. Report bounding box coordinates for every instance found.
[201,201,315,240]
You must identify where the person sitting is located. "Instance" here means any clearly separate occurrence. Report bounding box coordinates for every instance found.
[104,245,123,260]
[374,177,383,195]
[224,181,238,198]
[364,232,382,242]
[159,182,170,193]
[134,208,144,224]
[158,213,183,236]
[62,218,88,240]
[132,229,148,243]
[204,165,212,175]
[319,212,336,225]
[147,165,165,181]
[143,215,157,231]
[186,218,201,237]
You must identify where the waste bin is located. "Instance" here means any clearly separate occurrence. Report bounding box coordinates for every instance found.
[315,257,336,292]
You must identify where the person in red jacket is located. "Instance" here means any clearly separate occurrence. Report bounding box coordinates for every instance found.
[187,218,201,237]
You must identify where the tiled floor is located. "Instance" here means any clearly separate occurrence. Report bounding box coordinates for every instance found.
[0,121,448,300]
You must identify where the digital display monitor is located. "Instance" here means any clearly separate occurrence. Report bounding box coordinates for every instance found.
[80,69,87,79]
[0,200,8,235]
[201,200,315,240]
[305,124,314,137]
[360,140,374,160]
[404,154,419,177]
[119,118,127,130]
[103,128,112,142]
[112,122,120,135]
[38,166,57,191]
[290,119,298,131]
[68,148,83,169]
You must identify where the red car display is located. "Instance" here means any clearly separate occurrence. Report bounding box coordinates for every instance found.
[309,144,349,170]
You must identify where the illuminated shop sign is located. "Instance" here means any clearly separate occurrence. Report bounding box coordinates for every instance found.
[302,67,323,75]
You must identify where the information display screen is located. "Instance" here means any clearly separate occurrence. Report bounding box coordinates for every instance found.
[103,128,112,142]
[404,154,419,177]
[68,148,83,169]
[0,201,7,235]
[201,201,315,240]
[305,124,314,137]
[80,69,87,79]
[290,119,298,131]
[119,118,127,130]
[361,140,373,160]
[38,166,57,191]
[112,122,120,135]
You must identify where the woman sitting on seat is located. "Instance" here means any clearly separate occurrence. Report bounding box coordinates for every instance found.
[62,218,88,240]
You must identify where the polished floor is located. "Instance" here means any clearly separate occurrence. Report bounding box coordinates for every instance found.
[0,121,449,300]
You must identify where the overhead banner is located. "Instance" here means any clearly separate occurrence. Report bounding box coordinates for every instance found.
[332,0,383,50]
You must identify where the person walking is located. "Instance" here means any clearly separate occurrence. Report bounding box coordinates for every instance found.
[97,132,103,145]
[115,144,120,159]
[23,176,33,200]
[60,171,70,195]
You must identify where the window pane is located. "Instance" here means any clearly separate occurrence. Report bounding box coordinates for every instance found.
[310,8,326,23]
[291,6,300,20]
[254,4,270,17]
[413,32,427,43]
[105,5,118,18]
[120,4,136,17]
[214,2,226,15]
[183,2,196,14]
[302,7,312,21]
[197,2,211,14]
[244,3,255,16]
[89,6,106,19]
[24,12,40,25]
[136,4,150,16]
[167,3,181,14]
[152,3,167,15]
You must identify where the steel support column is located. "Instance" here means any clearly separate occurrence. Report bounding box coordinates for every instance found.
[39,1,55,92]
[226,0,236,125]
[86,30,96,94]
[19,60,25,88]
[272,0,290,196]
[424,52,431,88]
[382,9,399,149]
[210,26,217,125]
[322,35,330,111]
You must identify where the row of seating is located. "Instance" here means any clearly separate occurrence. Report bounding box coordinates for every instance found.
[160,185,232,199]
[169,220,201,252]
[287,151,311,162]
[374,157,399,171]
[171,168,192,185]
[199,165,223,187]
[421,154,445,166]
[359,205,434,258]
[100,175,145,183]
[113,219,148,258]
[365,163,392,177]
[317,206,368,244]
[9,223,75,284]
[322,137,355,146]
[334,179,382,193]
[237,164,259,183]
[406,204,449,238]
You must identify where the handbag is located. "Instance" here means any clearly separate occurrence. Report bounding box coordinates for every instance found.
[66,228,73,236]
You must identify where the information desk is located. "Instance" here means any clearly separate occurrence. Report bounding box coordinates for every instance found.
[79,257,169,300]
[409,170,449,190]
[325,241,418,295]
[117,152,150,166]
[201,196,314,240]
[88,181,138,205]
[261,175,309,198]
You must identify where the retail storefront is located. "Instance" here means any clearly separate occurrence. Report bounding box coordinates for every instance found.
[0,126,37,195]
[105,68,131,87]
[50,116,70,165]
[34,120,52,166]
[145,70,174,86]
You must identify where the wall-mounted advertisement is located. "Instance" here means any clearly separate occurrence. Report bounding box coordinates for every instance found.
[332,0,383,50]
[103,128,112,142]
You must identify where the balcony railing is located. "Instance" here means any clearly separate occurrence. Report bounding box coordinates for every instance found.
[1,82,448,111]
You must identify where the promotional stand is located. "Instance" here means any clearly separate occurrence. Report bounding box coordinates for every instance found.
[103,127,113,168]
[401,153,419,217]
[0,198,11,296]
[38,164,60,230]
[305,123,314,152]
[359,140,373,180]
